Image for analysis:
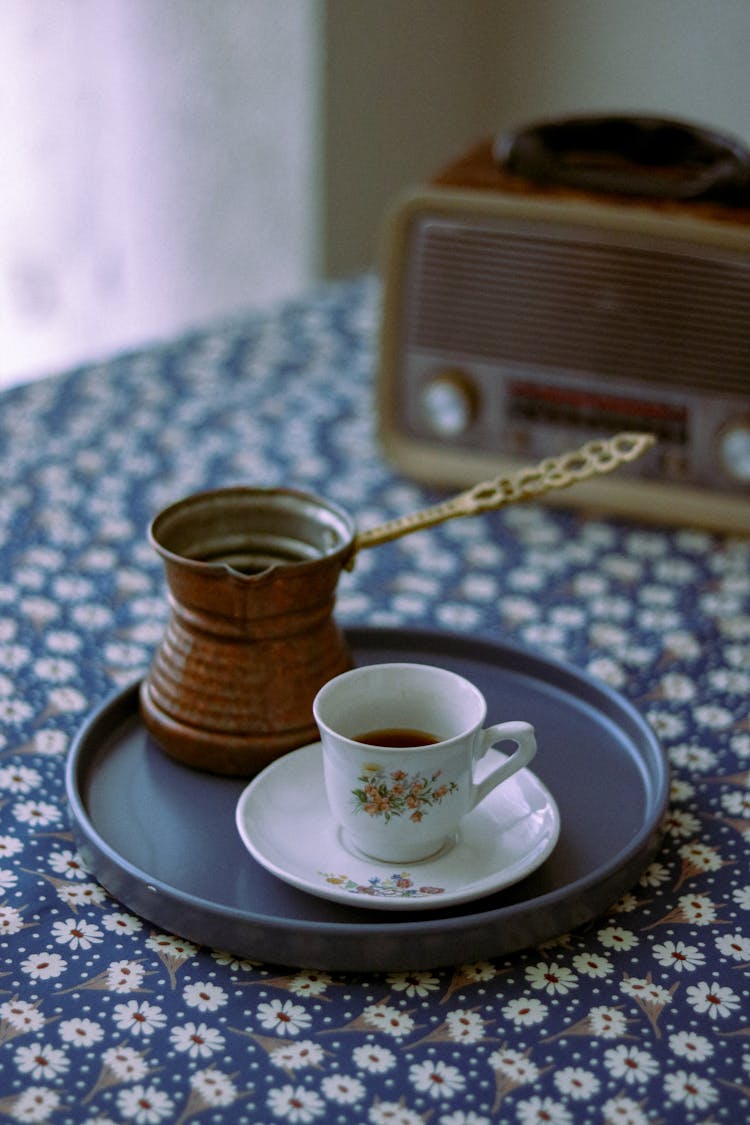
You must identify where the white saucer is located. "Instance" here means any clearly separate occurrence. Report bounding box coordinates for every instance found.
[235,742,560,911]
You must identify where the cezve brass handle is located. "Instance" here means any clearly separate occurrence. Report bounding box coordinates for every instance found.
[354,431,656,553]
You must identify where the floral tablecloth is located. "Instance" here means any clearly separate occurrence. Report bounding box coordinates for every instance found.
[0,276,749,1123]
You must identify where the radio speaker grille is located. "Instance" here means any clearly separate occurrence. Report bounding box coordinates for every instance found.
[407,219,750,396]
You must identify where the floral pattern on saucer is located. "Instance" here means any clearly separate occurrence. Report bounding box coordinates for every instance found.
[321,871,446,898]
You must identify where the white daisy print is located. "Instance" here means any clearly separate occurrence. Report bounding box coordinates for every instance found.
[351,1043,396,1074]
[693,703,734,730]
[189,1068,238,1107]
[170,1021,225,1058]
[553,1066,600,1100]
[685,979,741,1019]
[669,744,717,773]
[320,1074,365,1105]
[715,931,750,962]
[368,1100,424,1125]
[620,977,672,1007]
[269,1040,325,1071]
[0,698,33,724]
[676,840,723,877]
[266,1083,325,1123]
[525,961,578,995]
[0,764,41,792]
[55,881,107,909]
[182,981,228,1012]
[45,629,82,652]
[669,893,719,926]
[106,959,146,992]
[515,1094,572,1124]
[7,1087,61,1121]
[20,951,67,980]
[12,799,61,827]
[600,1094,649,1124]
[663,1070,718,1111]
[0,644,23,680]
[47,686,87,713]
[102,911,143,935]
[732,885,750,910]
[256,998,312,1038]
[0,999,45,1033]
[572,951,614,978]
[52,576,94,601]
[656,673,694,702]
[668,1030,713,1063]
[0,833,23,858]
[668,779,695,804]
[112,999,167,1037]
[0,866,18,893]
[721,790,750,816]
[51,918,103,950]
[117,1084,175,1124]
[456,961,497,984]
[444,1009,486,1043]
[646,711,686,740]
[409,1058,466,1099]
[286,971,331,997]
[360,1003,416,1038]
[100,1044,149,1081]
[145,933,198,959]
[502,996,549,1026]
[0,905,25,936]
[72,604,114,630]
[597,925,638,952]
[15,1042,70,1080]
[33,655,77,682]
[731,732,750,760]
[387,970,440,997]
[603,1044,659,1085]
[209,950,259,972]
[59,1017,105,1048]
[48,848,89,880]
[30,729,68,756]
[488,1048,540,1084]
[651,940,705,972]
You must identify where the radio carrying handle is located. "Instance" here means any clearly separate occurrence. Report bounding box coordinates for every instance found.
[494,114,750,206]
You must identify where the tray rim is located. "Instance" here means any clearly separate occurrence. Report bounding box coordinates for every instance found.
[66,626,670,968]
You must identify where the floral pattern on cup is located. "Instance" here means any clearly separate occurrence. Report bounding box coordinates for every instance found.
[351,764,459,823]
[321,871,446,898]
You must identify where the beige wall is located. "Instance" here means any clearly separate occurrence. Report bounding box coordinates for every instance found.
[321,0,499,278]
[5,0,748,386]
[321,0,750,278]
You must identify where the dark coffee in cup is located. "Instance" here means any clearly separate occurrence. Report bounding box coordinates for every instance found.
[354,728,440,748]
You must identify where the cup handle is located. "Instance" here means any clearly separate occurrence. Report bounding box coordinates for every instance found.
[472,721,537,807]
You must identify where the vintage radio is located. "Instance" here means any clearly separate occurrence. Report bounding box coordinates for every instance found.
[377,116,750,532]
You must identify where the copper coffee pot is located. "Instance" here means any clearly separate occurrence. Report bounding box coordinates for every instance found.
[140,432,654,775]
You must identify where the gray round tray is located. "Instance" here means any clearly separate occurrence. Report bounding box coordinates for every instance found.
[66,628,668,971]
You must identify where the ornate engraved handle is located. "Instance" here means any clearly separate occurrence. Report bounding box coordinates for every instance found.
[354,432,656,552]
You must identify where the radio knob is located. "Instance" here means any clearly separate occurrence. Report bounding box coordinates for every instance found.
[718,420,750,483]
[420,371,479,437]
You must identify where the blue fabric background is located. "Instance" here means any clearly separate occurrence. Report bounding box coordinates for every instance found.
[0,278,748,1123]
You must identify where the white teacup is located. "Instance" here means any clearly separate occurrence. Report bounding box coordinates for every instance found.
[312,662,537,863]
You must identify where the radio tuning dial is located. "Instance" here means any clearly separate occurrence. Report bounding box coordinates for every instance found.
[420,370,479,437]
[718,419,750,483]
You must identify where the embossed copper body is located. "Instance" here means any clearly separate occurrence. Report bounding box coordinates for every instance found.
[139,487,356,776]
